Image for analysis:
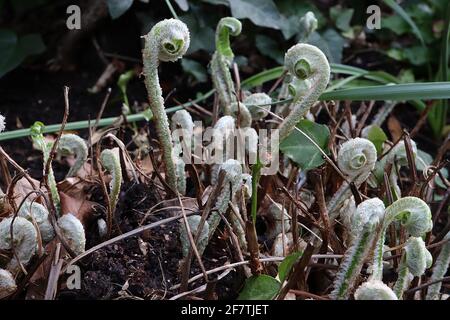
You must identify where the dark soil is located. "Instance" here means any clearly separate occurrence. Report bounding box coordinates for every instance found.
[55,182,243,300]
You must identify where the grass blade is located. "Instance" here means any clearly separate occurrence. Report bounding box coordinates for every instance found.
[320,82,450,101]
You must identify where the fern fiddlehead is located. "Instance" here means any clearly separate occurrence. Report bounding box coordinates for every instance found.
[278,43,330,141]
[207,159,242,239]
[171,110,194,195]
[100,149,122,213]
[0,217,37,273]
[371,197,432,281]
[57,134,88,177]
[18,201,55,243]
[30,122,61,214]
[210,17,242,114]
[0,269,17,299]
[328,138,377,220]
[354,280,398,300]
[330,198,385,300]
[142,19,190,193]
[57,213,86,256]
[426,232,450,300]
[393,236,432,298]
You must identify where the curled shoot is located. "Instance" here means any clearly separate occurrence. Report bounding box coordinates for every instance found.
[426,232,450,300]
[57,133,88,177]
[171,109,194,195]
[354,280,398,300]
[371,196,432,281]
[30,121,60,214]
[278,43,330,141]
[57,213,86,256]
[18,201,55,243]
[211,17,242,113]
[142,19,190,193]
[0,217,37,273]
[393,236,432,298]
[100,149,122,212]
[331,198,385,300]
[327,138,377,220]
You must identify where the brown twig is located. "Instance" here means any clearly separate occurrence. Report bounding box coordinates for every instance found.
[311,171,330,256]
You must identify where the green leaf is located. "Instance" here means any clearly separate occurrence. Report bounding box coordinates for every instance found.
[228,0,282,30]
[0,30,45,78]
[181,59,207,83]
[381,15,410,35]
[280,119,330,171]
[366,125,388,155]
[382,0,425,46]
[0,29,18,58]
[237,275,281,300]
[255,34,284,64]
[403,46,429,66]
[106,0,133,19]
[278,251,303,283]
[330,6,354,31]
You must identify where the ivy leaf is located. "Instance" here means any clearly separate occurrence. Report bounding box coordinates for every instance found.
[280,119,330,171]
[278,251,303,283]
[237,275,281,300]
[366,125,388,155]
[228,0,282,30]
[181,59,207,83]
[106,0,133,19]
[0,30,45,78]
[255,34,284,64]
